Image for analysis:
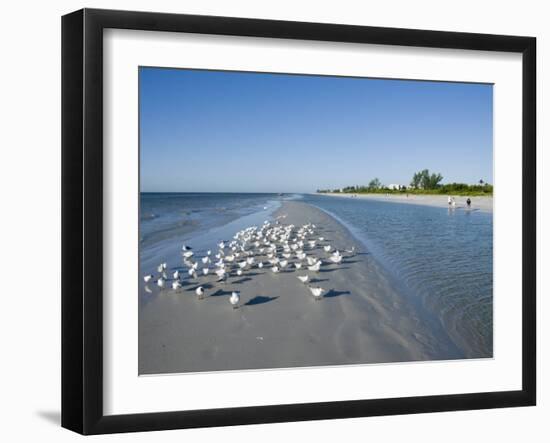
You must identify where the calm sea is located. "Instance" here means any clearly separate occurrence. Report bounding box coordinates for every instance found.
[139,192,493,358]
[301,193,493,359]
[140,192,282,248]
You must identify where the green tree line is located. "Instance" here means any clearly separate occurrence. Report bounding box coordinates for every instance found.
[317,169,493,196]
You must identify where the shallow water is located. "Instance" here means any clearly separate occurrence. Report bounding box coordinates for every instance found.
[300,193,493,358]
[140,193,281,248]
[139,192,493,359]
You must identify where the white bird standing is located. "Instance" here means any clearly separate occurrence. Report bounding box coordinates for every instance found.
[308,261,321,272]
[297,275,309,284]
[172,280,182,290]
[143,274,153,283]
[257,262,264,269]
[294,263,302,270]
[272,266,280,274]
[195,286,204,299]
[157,277,165,288]
[215,268,226,281]
[329,254,343,264]
[323,245,332,252]
[229,291,240,309]
[202,267,210,276]
[306,256,317,266]
[308,286,324,300]
[173,270,180,279]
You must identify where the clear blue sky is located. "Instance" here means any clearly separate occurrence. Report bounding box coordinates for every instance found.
[140,67,493,193]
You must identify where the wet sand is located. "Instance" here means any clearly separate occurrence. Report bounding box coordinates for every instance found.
[321,193,493,212]
[139,201,463,375]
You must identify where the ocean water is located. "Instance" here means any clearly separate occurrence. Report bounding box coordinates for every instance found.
[139,192,493,358]
[140,193,282,249]
[301,194,493,358]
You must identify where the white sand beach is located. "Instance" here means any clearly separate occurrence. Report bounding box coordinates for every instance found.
[321,193,493,212]
[139,200,463,375]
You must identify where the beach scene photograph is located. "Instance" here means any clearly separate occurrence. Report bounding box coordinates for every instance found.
[138,67,493,375]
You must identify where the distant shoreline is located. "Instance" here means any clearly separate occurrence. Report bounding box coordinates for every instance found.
[317,192,493,212]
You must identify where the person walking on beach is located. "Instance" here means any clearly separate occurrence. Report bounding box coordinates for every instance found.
[466,198,471,208]
[448,196,452,206]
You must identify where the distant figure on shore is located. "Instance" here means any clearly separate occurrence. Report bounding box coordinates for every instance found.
[448,196,452,206]
[466,198,472,208]
[451,197,456,207]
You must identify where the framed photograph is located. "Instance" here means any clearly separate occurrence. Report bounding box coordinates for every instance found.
[61,8,536,434]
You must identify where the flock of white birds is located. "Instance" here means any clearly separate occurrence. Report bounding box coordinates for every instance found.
[143,217,356,309]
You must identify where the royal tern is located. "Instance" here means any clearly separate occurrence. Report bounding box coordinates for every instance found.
[308,286,324,300]
[195,286,204,299]
[229,291,240,309]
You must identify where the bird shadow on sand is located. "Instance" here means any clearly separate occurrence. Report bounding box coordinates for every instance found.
[187,282,215,292]
[310,278,329,283]
[232,277,252,285]
[319,267,350,273]
[244,295,279,306]
[210,289,233,297]
[342,259,361,264]
[324,289,351,298]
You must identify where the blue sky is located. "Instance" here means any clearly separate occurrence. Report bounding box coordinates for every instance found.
[140,67,493,193]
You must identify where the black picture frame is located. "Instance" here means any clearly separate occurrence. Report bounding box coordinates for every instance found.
[62,8,536,435]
